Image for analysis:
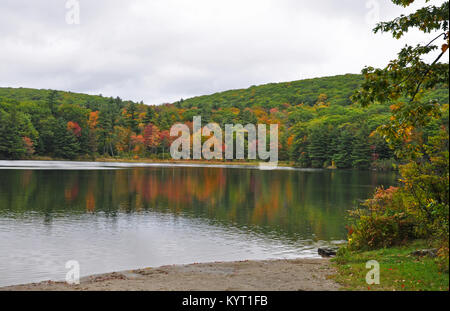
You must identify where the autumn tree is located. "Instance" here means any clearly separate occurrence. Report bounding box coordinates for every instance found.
[143,123,161,154]
[159,130,172,158]
[113,126,132,155]
[350,0,449,248]
[87,111,99,158]
[352,0,449,159]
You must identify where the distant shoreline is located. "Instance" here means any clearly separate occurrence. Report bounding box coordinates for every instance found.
[0,158,398,171]
[0,158,310,171]
[0,157,395,172]
[30,156,297,167]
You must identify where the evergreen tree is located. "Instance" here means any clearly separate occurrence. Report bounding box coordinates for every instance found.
[279,131,289,161]
[125,102,139,133]
[53,119,80,159]
[333,129,353,168]
[97,105,115,156]
[115,97,124,110]
[351,127,371,169]
[143,106,155,124]
[201,105,212,124]
[0,109,26,159]
[158,110,171,130]
[87,127,97,159]
[291,125,311,167]
[308,126,328,168]
[35,116,57,155]
[326,127,339,166]
[240,109,257,124]
[373,135,394,160]
[46,90,58,115]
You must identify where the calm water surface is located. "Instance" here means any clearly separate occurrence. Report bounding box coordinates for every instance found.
[0,161,396,286]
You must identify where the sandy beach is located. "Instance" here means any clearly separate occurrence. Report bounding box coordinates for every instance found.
[0,258,340,291]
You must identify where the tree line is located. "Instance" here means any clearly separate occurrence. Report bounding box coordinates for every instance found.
[0,74,447,170]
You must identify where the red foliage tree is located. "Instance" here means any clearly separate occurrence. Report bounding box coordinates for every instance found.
[67,121,82,137]
[143,123,161,153]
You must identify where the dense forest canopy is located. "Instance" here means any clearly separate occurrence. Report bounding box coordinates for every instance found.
[174,74,364,108]
[0,74,448,169]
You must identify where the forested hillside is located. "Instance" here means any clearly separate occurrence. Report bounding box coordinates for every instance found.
[1,74,448,169]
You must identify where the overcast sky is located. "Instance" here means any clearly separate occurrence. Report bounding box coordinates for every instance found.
[0,0,445,104]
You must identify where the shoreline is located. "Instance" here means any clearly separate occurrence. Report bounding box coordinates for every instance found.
[1,158,398,171]
[12,157,297,168]
[0,258,340,291]
[0,158,314,171]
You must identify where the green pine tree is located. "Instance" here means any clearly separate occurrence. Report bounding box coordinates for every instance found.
[53,119,80,159]
[326,127,339,166]
[308,127,328,168]
[351,127,372,169]
[0,109,26,159]
[46,90,58,115]
[143,106,155,124]
[97,105,115,156]
[125,102,139,133]
[333,129,353,168]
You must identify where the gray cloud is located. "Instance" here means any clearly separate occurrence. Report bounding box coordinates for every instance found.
[0,0,444,104]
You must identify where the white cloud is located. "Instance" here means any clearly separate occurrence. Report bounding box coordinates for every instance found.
[0,0,446,104]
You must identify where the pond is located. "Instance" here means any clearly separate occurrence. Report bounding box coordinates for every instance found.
[0,161,396,286]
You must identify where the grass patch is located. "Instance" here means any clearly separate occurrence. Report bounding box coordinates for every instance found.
[331,240,449,291]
